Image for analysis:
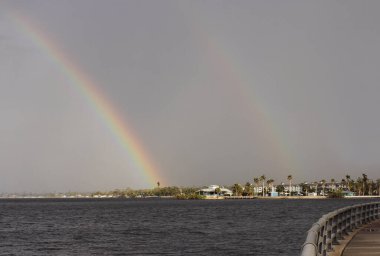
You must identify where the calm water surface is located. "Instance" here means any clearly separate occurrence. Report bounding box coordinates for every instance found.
[0,198,379,255]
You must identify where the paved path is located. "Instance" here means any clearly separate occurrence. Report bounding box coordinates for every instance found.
[342,219,380,256]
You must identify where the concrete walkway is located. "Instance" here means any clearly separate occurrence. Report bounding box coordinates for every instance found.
[342,219,380,256]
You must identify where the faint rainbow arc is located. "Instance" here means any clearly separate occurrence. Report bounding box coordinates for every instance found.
[202,33,296,170]
[180,8,296,173]
[11,13,163,187]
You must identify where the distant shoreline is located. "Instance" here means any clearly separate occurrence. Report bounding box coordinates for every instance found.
[1,195,380,200]
[215,195,380,200]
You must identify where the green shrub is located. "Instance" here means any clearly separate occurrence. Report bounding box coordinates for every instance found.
[328,191,344,198]
[176,193,205,200]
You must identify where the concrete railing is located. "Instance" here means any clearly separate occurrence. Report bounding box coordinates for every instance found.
[300,202,380,256]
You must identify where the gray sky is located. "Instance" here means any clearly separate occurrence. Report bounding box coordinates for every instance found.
[1,0,380,192]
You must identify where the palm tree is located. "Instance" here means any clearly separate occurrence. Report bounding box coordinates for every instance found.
[232,183,242,196]
[244,182,252,196]
[312,181,318,194]
[377,179,380,195]
[356,177,363,195]
[331,178,336,192]
[321,179,326,196]
[362,173,368,195]
[346,174,351,191]
[341,178,346,190]
[267,179,274,194]
[253,177,260,196]
[368,180,373,196]
[157,181,160,188]
[287,175,293,196]
[259,175,266,197]
[300,182,309,195]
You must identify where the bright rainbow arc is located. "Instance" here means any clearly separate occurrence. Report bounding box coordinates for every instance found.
[11,13,162,187]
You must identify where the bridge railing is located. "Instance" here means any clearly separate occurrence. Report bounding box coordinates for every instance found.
[300,202,380,256]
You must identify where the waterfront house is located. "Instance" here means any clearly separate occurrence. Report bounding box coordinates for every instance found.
[253,186,264,195]
[282,184,302,195]
[197,185,233,197]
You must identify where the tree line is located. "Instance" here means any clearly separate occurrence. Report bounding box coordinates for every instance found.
[89,173,380,198]
[230,173,380,196]
[91,186,201,198]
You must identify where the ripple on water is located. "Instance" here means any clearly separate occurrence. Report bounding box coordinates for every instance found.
[0,198,379,255]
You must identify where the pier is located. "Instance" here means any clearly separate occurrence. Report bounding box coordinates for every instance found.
[342,219,380,256]
[300,202,380,256]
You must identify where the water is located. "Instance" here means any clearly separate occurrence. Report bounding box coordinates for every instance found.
[0,198,379,255]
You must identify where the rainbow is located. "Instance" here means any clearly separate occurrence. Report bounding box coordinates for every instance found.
[10,13,163,187]
[200,31,296,170]
[181,7,297,175]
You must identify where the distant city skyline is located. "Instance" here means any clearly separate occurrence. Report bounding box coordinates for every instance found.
[1,1,380,192]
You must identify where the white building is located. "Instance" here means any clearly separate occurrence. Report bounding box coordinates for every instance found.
[197,185,233,196]
[283,184,302,195]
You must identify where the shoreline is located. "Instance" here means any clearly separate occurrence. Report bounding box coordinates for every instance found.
[224,195,380,200]
[1,195,380,200]
[206,195,380,200]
